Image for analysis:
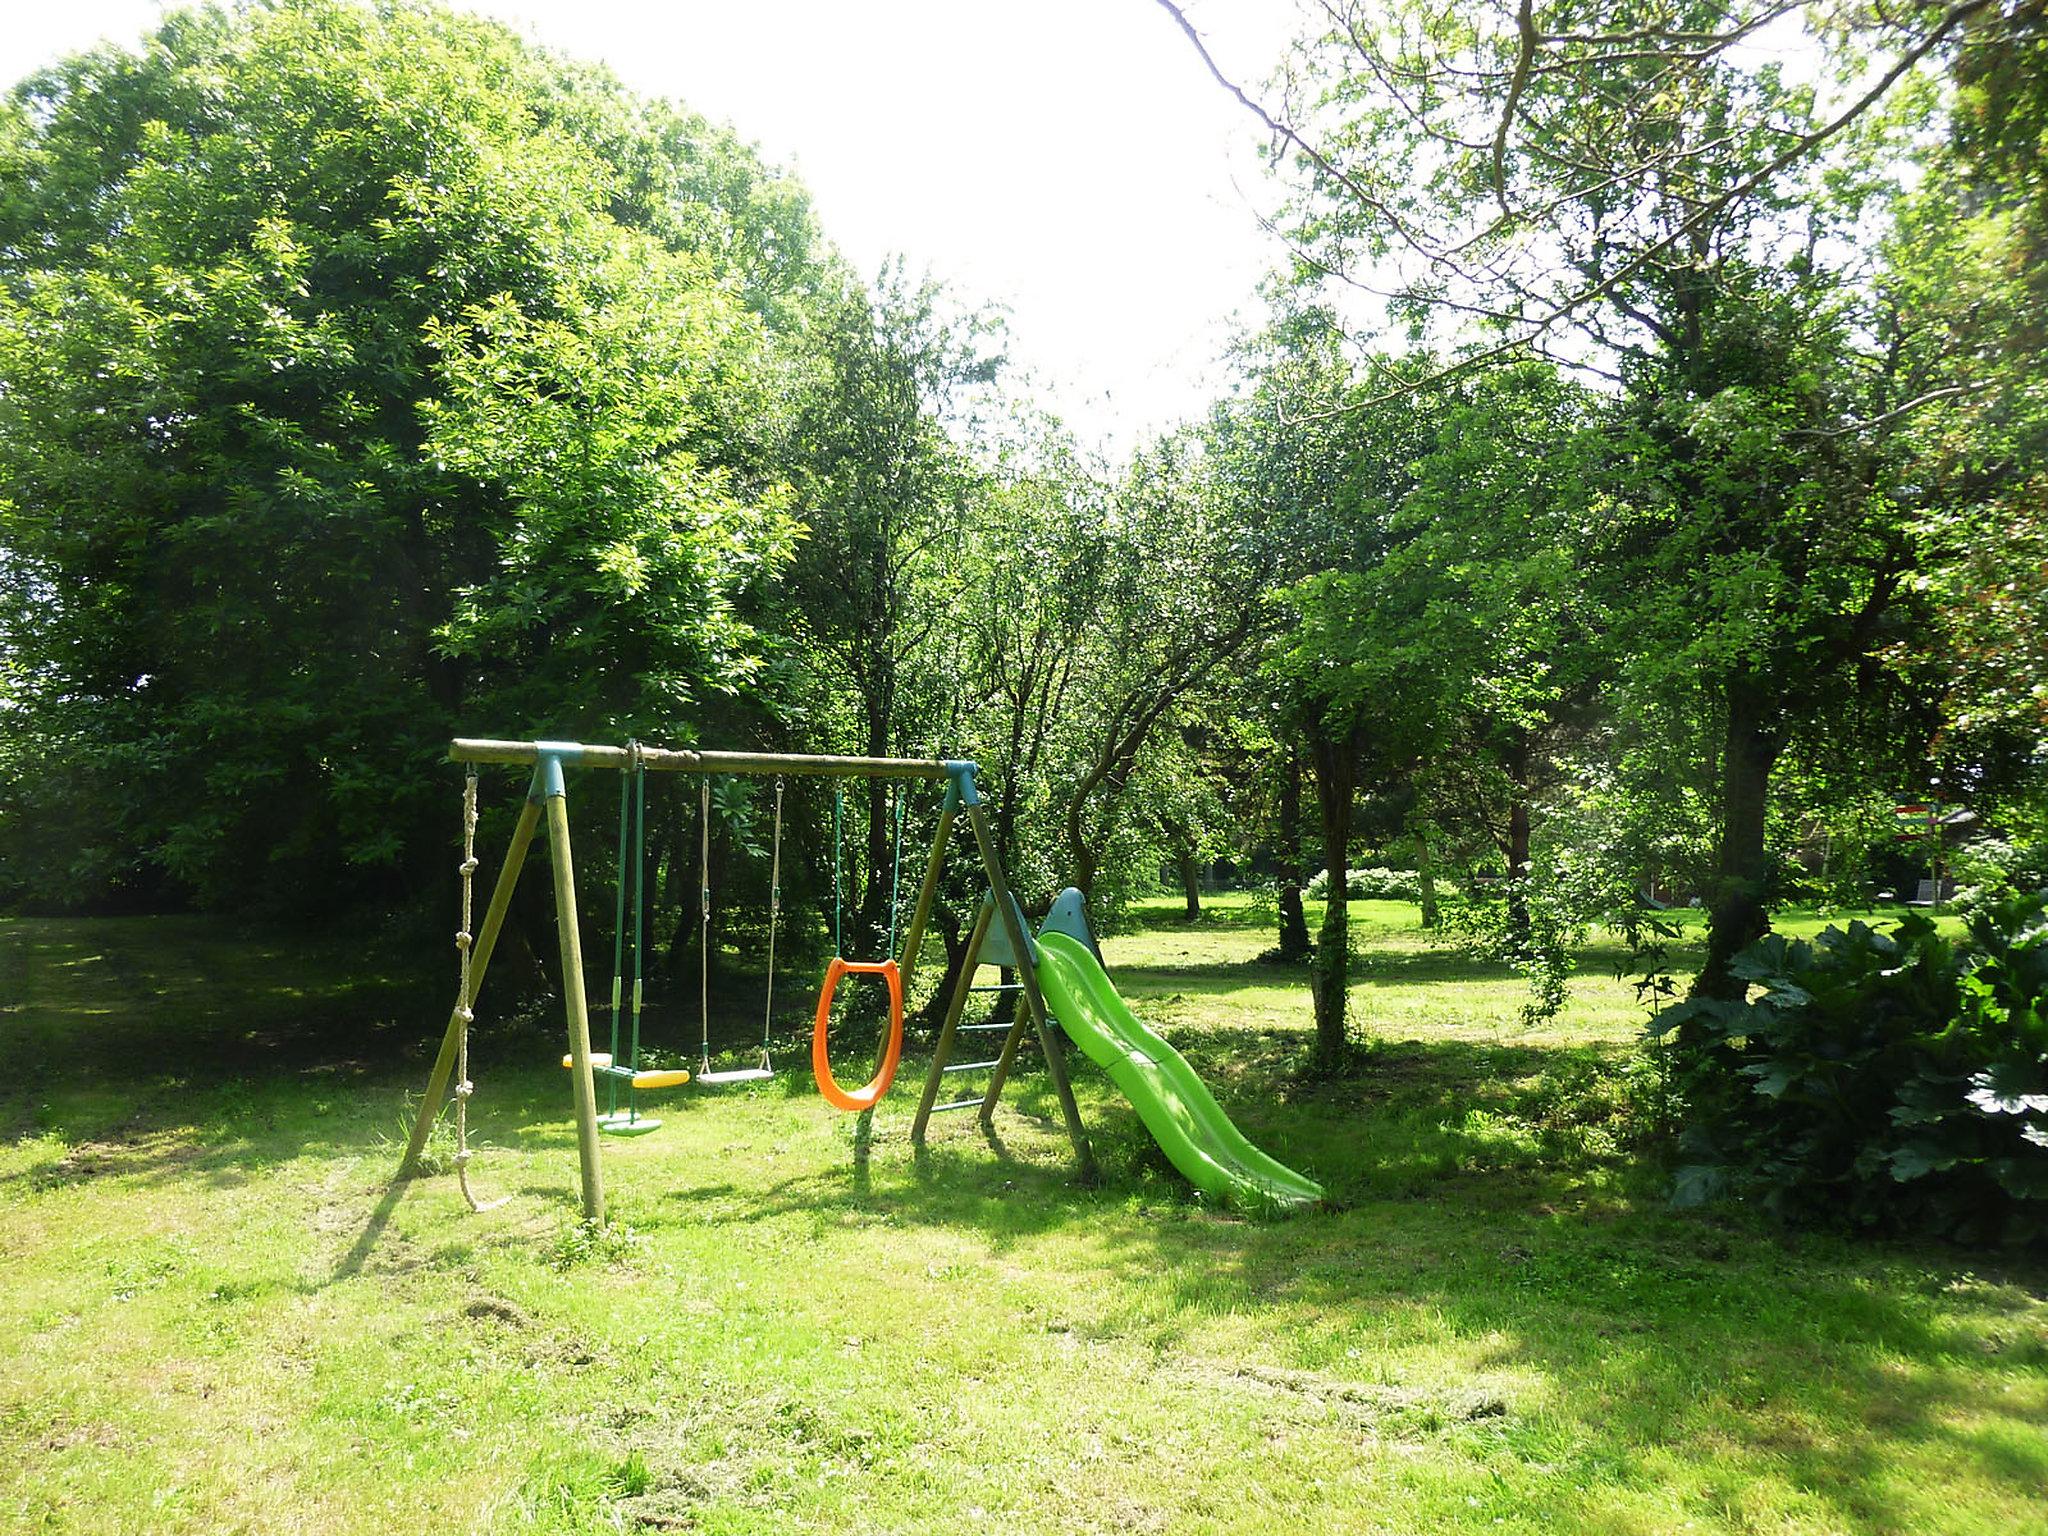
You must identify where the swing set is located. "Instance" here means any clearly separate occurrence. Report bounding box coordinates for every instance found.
[574,749,784,1138]
[399,738,1096,1220]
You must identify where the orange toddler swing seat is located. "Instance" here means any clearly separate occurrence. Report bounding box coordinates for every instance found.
[810,957,904,1111]
[809,782,910,1112]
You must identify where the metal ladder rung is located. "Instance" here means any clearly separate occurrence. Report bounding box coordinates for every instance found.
[943,1058,1000,1074]
[959,1020,1012,1032]
[968,983,1022,993]
[931,1097,986,1114]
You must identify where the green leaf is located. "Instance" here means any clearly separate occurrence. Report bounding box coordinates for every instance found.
[1888,1143,1960,1182]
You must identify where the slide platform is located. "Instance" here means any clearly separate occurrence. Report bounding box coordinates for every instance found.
[1032,931,1322,1213]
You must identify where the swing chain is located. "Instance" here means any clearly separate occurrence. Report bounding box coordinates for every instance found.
[830,781,909,961]
[628,740,647,1104]
[605,742,638,1120]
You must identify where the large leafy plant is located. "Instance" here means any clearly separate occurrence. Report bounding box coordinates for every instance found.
[1656,894,2048,1244]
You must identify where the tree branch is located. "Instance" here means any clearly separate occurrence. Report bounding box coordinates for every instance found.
[1788,382,1992,438]
[1494,0,1539,221]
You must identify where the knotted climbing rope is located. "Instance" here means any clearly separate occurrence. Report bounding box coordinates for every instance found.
[450,768,501,1212]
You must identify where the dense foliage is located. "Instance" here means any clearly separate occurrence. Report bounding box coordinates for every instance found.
[0,0,1280,1029]
[1657,897,2048,1242]
[0,0,824,910]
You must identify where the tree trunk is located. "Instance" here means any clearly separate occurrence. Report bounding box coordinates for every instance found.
[917,905,967,1028]
[1064,780,1102,898]
[1175,846,1202,921]
[1275,749,1313,960]
[993,778,1020,875]
[1309,726,1357,1070]
[1416,828,1440,930]
[1504,728,1532,952]
[1696,679,1782,1001]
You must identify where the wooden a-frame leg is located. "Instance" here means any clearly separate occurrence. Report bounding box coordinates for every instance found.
[964,799,1096,1179]
[545,790,605,1223]
[978,990,1030,1124]
[400,797,542,1177]
[896,803,954,992]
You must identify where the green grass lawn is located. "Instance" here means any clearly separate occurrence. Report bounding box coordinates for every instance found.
[2,894,2043,1534]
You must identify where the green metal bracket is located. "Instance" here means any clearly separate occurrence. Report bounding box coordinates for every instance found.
[527,740,582,801]
[942,760,980,811]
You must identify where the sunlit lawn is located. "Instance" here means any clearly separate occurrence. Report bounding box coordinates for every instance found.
[1,894,2040,1534]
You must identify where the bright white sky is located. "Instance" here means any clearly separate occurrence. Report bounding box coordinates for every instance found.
[0,0,1305,451]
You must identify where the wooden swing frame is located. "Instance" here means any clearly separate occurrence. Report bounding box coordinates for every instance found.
[398,738,1096,1220]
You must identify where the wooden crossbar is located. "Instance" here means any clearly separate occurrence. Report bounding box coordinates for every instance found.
[451,737,953,780]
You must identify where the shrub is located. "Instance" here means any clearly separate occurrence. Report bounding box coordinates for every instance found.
[1950,834,2044,912]
[1305,866,1423,902]
[1655,893,2048,1244]
[1439,878,1585,1026]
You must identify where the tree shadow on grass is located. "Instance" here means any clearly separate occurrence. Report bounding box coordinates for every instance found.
[1122,903,1276,935]
[1110,959,1331,993]
[11,914,2047,1530]
[0,916,432,1097]
[662,1084,2048,1533]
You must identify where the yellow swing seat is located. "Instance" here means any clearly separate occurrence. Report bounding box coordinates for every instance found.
[562,1053,692,1091]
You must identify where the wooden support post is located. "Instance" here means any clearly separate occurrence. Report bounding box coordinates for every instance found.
[896,802,954,991]
[544,787,605,1222]
[910,900,992,1143]
[400,797,542,1177]
[965,799,1095,1178]
[978,989,1031,1124]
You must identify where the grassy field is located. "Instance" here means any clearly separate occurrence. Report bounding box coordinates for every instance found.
[2,893,2044,1534]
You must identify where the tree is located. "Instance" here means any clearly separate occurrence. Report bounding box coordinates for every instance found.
[940,419,1106,892]
[1156,0,2000,385]
[782,265,999,949]
[1888,7,2048,742]
[1177,0,1974,995]
[1050,433,1270,914]
[0,0,827,912]
[1866,5,2048,891]
[1219,327,1449,1066]
[1371,363,1607,1015]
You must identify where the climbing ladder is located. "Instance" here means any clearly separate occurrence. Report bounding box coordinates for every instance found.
[911,892,1053,1140]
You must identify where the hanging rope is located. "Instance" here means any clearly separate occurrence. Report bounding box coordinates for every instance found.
[698,776,712,1073]
[832,782,843,957]
[887,784,907,956]
[759,778,784,1071]
[697,776,780,1084]
[450,768,499,1213]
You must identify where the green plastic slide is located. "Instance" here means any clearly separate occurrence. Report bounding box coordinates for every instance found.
[1032,932,1323,1213]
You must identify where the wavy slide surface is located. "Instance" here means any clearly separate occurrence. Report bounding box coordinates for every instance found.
[1032,932,1322,1212]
